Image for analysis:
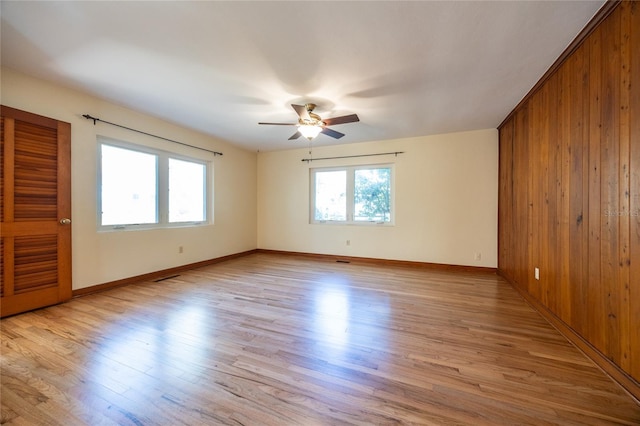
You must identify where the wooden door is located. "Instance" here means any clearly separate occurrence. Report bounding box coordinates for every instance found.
[1,106,72,317]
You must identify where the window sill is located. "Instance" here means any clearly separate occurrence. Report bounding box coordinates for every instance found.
[98,222,211,232]
[310,221,394,227]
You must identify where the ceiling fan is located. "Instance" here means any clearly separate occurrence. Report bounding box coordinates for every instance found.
[259,103,359,140]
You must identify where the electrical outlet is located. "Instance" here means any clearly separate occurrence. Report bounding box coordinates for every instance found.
[178,246,184,254]
[346,240,351,246]
[534,267,540,280]
[474,252,482,261]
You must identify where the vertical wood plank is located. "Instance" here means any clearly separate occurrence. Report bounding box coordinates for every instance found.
[628,0,640,380]
[568,49,584,332]
[599,8,621,364]
[539,84,550,305]
[515,106,530,289]
[568,41,591,336]
[558,60,572,325]
[498,120,515,280]
[579,39,592,341]
[617,1,631,373]
[498,123,512,278]
[588,24,604,353]
[507,119,515,282]
[546,73,560,314]
[528,93,541,298]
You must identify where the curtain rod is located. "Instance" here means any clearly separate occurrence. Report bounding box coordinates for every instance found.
[82,114,223,156]
[301,151,404,163]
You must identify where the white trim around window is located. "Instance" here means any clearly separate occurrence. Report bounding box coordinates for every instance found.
[310,163,394,226]
[97,137,213,231]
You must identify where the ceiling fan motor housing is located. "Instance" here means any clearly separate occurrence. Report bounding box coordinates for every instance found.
[300,104,323,125]
[258,103,358,140]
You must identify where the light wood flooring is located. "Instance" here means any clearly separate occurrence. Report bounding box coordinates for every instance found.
[1,252,639,425]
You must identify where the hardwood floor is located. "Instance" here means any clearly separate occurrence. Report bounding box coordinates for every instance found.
[1,252,639,425]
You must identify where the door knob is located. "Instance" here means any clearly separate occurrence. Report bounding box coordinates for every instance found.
[59,218,72,225]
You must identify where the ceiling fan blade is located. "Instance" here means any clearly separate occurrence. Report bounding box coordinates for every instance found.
[288,131,302,140]
[258,122,297,126]
[321,127,345,139]
[291,104,310,121]
[322,114,360,126]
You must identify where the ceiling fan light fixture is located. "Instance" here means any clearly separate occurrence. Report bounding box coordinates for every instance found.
[298,124,322,140]
[259,104,357,141]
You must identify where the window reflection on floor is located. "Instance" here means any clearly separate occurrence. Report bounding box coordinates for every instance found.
[93,304,212,393]
[90,276,394,395]
[313,285,350,355]
[311,276,391,363]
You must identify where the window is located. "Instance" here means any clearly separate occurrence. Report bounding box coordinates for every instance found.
[168,158,206,223]
[98,139,210,230]
[311,164,393,225]
[100,144,157,226]
[314,170,347,221]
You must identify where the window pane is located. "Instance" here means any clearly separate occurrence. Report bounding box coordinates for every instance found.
[101,145,157,226]
[314,170,346,221]
[169,158,205,223]
[354,168,391,222]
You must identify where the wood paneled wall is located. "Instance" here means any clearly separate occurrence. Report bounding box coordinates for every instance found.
[498,1,640,398]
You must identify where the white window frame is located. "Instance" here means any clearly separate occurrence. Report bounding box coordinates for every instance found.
[97,137,212,231]
[310,163,394,226]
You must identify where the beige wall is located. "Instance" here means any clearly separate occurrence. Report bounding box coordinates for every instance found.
[3,67,498,290]
[1,68,257,289]
[257,129,498,267]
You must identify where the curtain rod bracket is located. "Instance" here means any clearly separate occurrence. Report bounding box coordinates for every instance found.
[83,114,98,125]
[82,113,223,156]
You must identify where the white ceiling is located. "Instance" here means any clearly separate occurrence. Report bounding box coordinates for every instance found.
[1,1,604,151]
